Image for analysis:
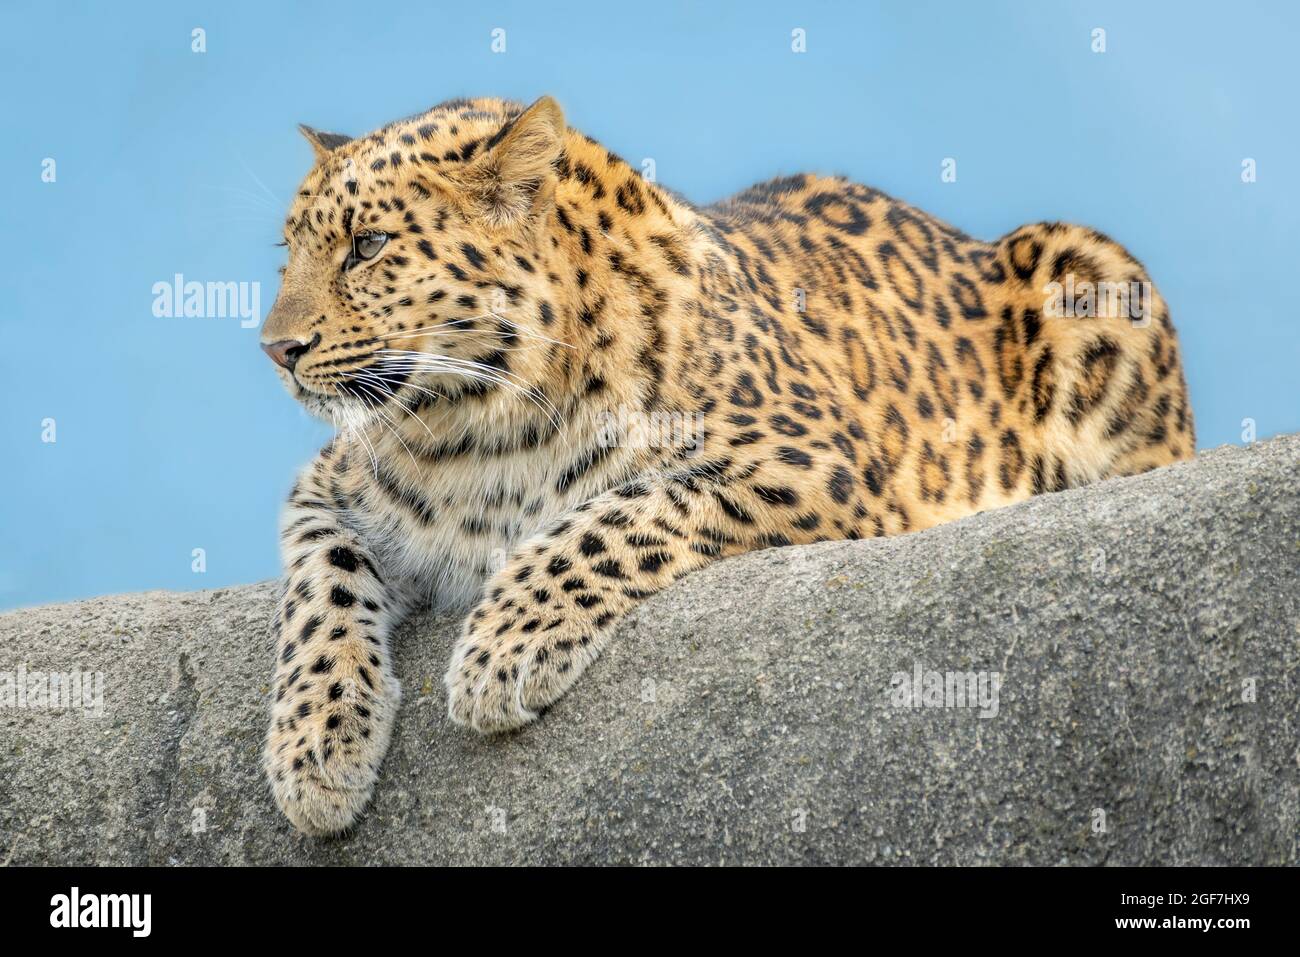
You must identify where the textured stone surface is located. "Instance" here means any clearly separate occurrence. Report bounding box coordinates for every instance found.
[1,434,1297,865]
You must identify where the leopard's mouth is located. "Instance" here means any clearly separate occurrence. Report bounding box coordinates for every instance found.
[333,360,412,407]
[285,357,414,428]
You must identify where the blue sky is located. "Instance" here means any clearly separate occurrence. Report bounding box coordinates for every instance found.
[2,0,1296,610]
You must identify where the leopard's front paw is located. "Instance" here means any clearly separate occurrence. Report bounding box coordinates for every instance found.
[444,606,594,734]
[263,673,400,836]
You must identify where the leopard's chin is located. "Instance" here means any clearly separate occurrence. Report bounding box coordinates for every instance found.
[286,381,371,429]
[297,390,336,422]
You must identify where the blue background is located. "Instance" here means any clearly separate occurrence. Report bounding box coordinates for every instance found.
[2,0,1296,610]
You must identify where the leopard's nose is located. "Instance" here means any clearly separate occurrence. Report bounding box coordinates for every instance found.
[262,339,310,371]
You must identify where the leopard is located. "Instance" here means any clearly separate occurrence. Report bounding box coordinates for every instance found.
[259,95,1194,836]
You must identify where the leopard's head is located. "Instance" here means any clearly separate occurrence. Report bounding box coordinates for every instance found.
[260,96,568,425]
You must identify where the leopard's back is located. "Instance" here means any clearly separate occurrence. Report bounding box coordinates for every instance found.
[693,172,1194,536]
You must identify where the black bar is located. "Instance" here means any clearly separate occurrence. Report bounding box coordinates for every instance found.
[0,866,1285,942]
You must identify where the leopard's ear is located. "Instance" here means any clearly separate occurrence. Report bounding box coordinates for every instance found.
[461,96,565,227]
[298,124,352,161]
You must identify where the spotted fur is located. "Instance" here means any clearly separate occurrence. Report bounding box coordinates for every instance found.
[260,96,1194,834]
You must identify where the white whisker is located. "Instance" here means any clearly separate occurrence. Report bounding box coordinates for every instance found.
[374,350,565,429]
[344,369,442,443]
[359,392,421,473]
[342,403,379,479]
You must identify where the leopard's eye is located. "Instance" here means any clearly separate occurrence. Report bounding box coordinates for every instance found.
[356,232,388,259]
[344,232,388,270]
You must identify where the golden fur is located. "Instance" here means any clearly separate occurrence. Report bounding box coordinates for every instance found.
[260,96,1194,834]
